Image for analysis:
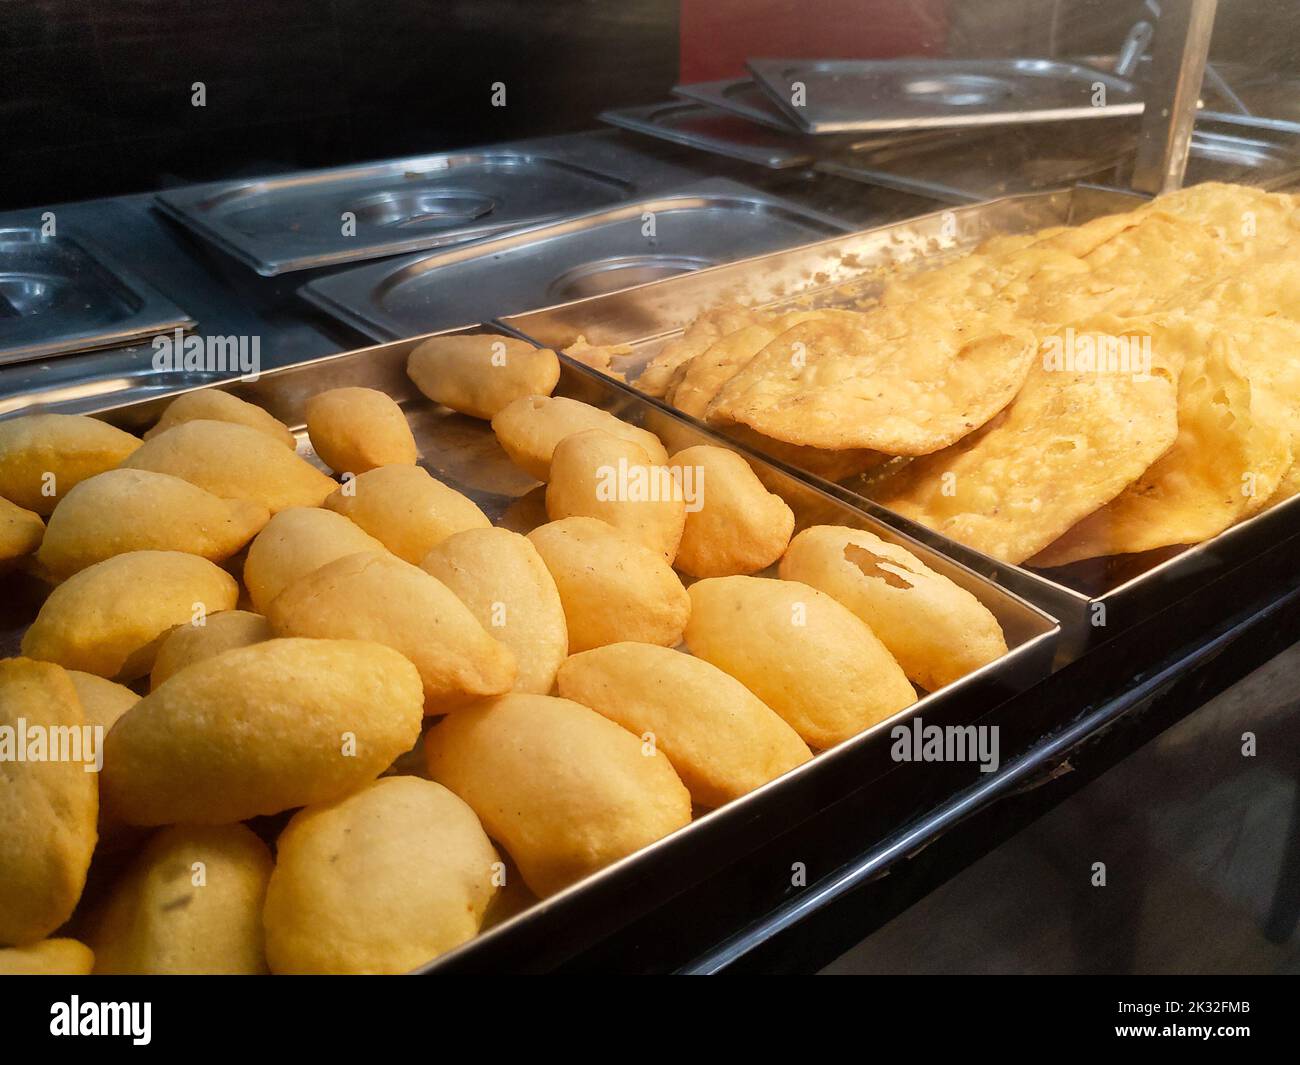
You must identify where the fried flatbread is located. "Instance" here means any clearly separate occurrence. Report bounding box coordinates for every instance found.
[878,316,1192,564]
[706,305,1036,454]
[1032,318,1294,566]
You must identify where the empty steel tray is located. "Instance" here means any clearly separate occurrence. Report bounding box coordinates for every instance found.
[747,57,1144,134]
[155,148,638,276]
[0,227,195,366]
[299,179,856,341]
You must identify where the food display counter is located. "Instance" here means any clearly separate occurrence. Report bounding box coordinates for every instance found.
[1,0,1297,989]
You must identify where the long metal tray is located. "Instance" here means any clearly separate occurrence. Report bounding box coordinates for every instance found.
[0,226,194,365]
[500,185,1300,652]
[298,179,857,341]
[0,326,1059,973]
[154,147,639,276]
[746,57,1144,134]
[814,117,1139,205]
[672,77,809,133]
[599,101,842,169]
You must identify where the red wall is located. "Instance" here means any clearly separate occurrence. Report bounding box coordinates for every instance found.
[680,0,949,82]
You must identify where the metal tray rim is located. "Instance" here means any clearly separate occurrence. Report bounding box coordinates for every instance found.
[746,56,1144,134]
[297,177,860,342]
[154,147,638,276]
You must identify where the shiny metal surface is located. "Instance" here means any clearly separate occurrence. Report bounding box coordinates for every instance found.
[671,77,807,132]
[299,179,857,341]
[501,185,1300,645]
[814,118,1139,205]
[745,57,1143,134]
[0,327,1059,972]
[0,226,194,365]
[599,100,830,169]
[155,144,643,276]
[1131,0,1219,194]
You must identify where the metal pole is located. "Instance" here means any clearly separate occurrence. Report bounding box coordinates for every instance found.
[1131,0,1219,195]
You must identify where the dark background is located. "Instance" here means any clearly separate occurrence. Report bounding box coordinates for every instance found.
[4,0,1299,211]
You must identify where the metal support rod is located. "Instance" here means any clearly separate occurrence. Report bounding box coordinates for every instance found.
[1131,0,1219,195]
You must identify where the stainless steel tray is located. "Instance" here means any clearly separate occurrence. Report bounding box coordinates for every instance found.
[1174,116,1300,189]
[155,147,638,276]
[599,101,834,169]
[501,186,1300,650]
[747,57,1144,134]
[298,179,857,341]
[0,327,1059,973]
[0,226,195,365]
[814,117,1139,204]
[672,77,811,133]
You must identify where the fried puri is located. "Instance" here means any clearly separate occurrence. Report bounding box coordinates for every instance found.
[557,643,811,807]
[36,468,268,577]
[267,550,516,712]
[264,777,499,974]
[21,550,239,680]
[0,658,98,946]
[545,429,686,562]
[145,389,297,448]
[323,464,489,564]
[668,444,794,577]
[242,506,387,613]
[425,693,691,897]
[0,413,141,515]
[407,333,560,420]
[526,517,690,652]
[420,527,567,695]
[101,638,424,825]
[121,419,336,514]
[684,576,917,749]
[491,395,668,481]
[779,525,1007,690]
[89,823,272,974]
[304,387,418,475]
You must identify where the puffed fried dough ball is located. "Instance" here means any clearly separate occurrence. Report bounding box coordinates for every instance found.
[557,642,811,808]
[242,506,387,613]
[101,638,424,825]
[668,445,795,577]
[324,464,489,564]
[121,419,336,514]
[35,468,268,578]
[0,495,43,562]
[149,609,271,690]
[425,693,691,898]
[0,658,98,946]
[268,550,516,712]
[264,777,500,974]
[491,395,668,481]
[305,387,418,475]
[21,550,239,680]
[89,823,272,974]
[0,413,141,515]
[407,334,560,420]
[526,517,690,653]
[684,576,917,750]
[145,389,297,449]
[420,527,567,695]
[546,429,686,562]
[778,525,1008,690]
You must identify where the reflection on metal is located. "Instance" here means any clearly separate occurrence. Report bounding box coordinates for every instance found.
[0,227,194,365]
[299,180,856,341]
[1132,0,1219,194]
